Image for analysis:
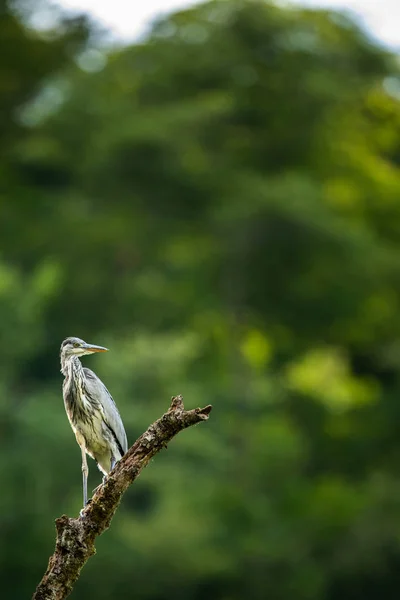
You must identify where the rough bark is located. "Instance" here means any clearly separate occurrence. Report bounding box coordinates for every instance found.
[33,395,212,600]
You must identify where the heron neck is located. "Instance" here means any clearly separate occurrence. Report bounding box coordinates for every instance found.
[61,354,84,378]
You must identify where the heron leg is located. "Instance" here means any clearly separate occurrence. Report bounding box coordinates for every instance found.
[110,455,116,472]
[76,433,89,508]
[81,447,89,507]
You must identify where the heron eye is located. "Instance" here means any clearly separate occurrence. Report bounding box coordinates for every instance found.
[73,342,81,348]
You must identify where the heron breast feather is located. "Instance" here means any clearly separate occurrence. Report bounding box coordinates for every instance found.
[75,394,109,454]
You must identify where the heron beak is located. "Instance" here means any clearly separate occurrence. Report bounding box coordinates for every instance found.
[83,344,109,353]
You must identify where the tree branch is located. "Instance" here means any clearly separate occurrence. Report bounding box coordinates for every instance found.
[32,395,212,600]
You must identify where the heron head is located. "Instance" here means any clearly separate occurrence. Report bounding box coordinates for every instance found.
[60,337,109,359]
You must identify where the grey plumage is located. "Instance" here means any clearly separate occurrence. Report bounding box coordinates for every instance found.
[60,336,128,507]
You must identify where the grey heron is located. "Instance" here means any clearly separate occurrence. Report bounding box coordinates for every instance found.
[60,336,128,508]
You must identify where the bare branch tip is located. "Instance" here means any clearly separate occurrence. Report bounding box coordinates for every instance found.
[169,394,184,412]
[197,404,213,418]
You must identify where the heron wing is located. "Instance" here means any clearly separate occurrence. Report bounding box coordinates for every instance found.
[83,367,128,455]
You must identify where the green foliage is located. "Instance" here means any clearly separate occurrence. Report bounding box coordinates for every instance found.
[1,1,400,598]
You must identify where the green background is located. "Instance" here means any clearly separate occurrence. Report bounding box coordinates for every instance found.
[2,0,400,598]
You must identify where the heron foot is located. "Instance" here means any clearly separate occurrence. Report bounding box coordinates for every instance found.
[92,475,108,493]
[79,498,92,518]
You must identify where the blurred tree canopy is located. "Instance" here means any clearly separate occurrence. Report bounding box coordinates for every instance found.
[2,0,400,598]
